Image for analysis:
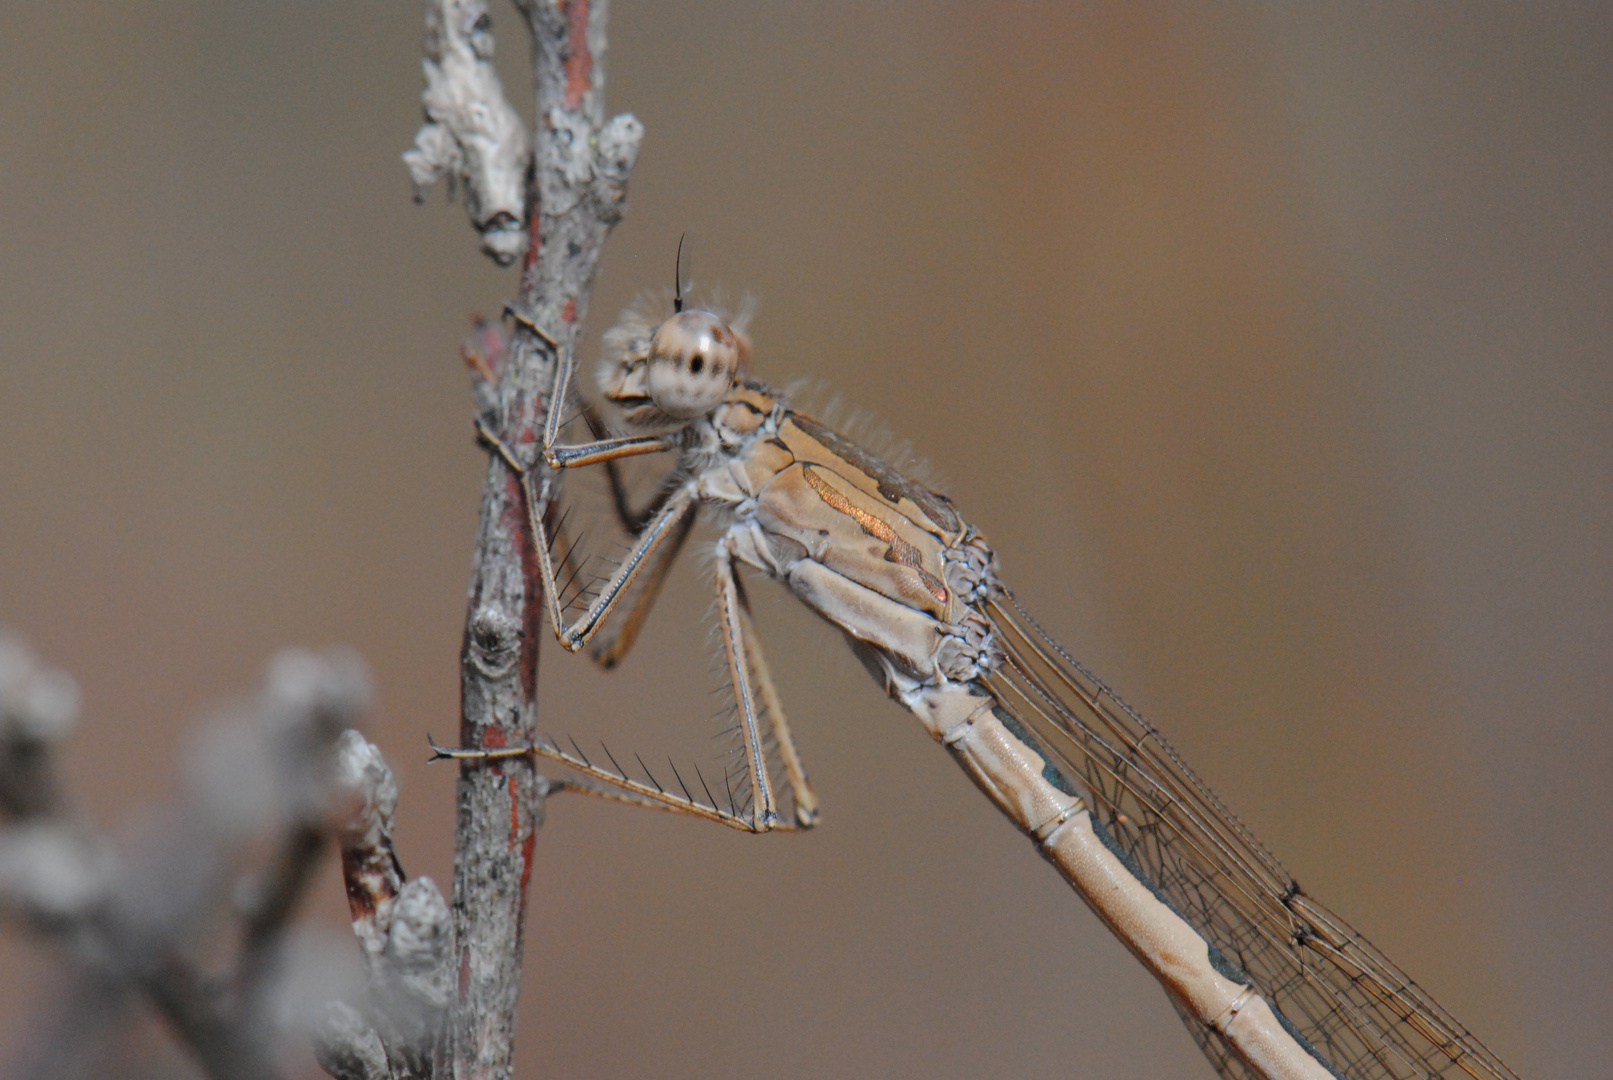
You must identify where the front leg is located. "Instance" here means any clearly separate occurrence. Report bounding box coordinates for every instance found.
[478,418,698,652]
[580,402,680,536]
[530,318,676,468]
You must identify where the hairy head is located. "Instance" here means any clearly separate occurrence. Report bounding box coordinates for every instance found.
[598,297,753,428]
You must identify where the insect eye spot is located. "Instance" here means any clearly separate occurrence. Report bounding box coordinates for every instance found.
[690,354,704,374]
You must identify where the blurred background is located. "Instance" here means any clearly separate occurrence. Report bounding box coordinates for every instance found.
[2,2,1609,1077]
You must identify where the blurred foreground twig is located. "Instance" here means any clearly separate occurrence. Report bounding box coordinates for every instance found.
[0,633,370,1080]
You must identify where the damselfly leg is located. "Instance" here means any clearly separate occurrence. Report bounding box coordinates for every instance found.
[714,537,781,828]
[736,593,819,826]
[475,415,691,650]
[588,501,696,669]
[562,401,696,668]
[475,409,819,831]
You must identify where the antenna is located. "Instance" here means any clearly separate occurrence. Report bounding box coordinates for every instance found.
[673,232,687,313]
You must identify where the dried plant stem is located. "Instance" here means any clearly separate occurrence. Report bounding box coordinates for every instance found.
[1,638,372,1080]
[442,1,641,1076]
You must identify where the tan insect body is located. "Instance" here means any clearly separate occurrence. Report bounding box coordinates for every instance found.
[462,302,1523,1080]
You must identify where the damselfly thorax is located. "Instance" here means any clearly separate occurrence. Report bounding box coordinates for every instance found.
[670,378,1002,694]
[457,297,1522,1080]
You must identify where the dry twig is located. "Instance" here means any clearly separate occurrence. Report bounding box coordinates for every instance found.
[313,733,451,1080]
[0,633,371,1080]
[348,0,643,1076]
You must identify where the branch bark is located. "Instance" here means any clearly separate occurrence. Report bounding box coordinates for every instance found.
[407,0,642,1076]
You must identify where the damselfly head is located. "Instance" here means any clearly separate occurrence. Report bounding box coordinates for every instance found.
[599,301,751,428]
[645,310,744,419]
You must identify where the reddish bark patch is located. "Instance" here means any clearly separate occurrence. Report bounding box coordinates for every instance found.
[524,205,542,277]
[518,829,537,905]
[340,850,377,921]
[461,319,504,385]
[499,470,529,612]
[508,781,521,846]
[480,726,509,775]
[458,952,471,997]
[561,297,577,324]
[563,0,592,108]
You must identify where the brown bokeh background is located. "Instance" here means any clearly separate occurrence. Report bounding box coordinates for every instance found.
[2,3,1609,1077]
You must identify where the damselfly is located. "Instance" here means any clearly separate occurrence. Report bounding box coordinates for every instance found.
[459,292,1522,1080]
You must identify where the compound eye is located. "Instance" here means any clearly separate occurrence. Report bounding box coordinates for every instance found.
[644,310,741,419]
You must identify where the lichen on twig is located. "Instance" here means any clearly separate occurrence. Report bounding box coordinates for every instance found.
[405,0,531,265]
